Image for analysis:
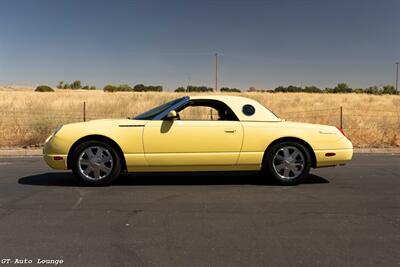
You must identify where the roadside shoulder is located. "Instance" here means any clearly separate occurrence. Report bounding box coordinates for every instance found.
[0,148,42,157]
[354,148,400,154]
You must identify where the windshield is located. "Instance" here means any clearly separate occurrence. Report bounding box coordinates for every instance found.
[134,97,185,120]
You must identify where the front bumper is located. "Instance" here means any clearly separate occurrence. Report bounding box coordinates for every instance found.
[43,154,68,170]
[43,135,69,170]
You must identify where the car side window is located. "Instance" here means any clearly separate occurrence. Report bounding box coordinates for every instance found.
[176,100,239,121]
[242,104,255,116]
[179,106,220,121]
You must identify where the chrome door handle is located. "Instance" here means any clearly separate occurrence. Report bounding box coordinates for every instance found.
[224,129,236,133]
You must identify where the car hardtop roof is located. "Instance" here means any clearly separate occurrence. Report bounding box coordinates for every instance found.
[188,95,281,122]
[189,95,252,101]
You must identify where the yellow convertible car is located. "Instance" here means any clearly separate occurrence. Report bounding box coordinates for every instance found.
[43,95,353,186]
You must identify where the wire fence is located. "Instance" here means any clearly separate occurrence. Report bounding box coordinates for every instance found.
[0,102,399,147]
[278,107,400,129]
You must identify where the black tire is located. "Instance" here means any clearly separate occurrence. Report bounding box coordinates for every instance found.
[71,140,121,186]
[262,141,311,185]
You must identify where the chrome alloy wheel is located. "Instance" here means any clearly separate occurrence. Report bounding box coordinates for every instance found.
[78,146,113,180]
[272,146,305,180]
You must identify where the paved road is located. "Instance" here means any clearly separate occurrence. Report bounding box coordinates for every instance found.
[0,155,399,267]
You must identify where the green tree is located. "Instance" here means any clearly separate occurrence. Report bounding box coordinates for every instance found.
[103,85,117,92]
[71,80,82,89]
[364,86,378,94]
[287,85,302,92]
[274,86,287,92]
[274,85,302,92]
[133,84,145,92]
[35,85,54,92]
[304,86,321,93]
[117,84,133,91]
[334,83,352,93]
[220,87,241,92]
[175,87,186,92]
[382,85,397,95]
[145,85,162,92]
[186,85,213,92]
[353,88,364,94]
[57,81,64,89]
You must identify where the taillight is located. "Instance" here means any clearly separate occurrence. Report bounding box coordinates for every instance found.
[337,127,347,137]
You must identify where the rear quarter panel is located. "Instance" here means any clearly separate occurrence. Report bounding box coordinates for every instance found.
[238,121,353,167]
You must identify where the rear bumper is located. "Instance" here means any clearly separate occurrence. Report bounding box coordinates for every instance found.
[314,148,353,167]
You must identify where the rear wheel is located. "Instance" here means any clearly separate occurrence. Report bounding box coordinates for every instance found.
[71,141,121,186]
[263,141,311,185]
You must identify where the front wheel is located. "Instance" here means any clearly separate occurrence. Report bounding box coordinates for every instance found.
[71,141,121,186]
[263,141,311,185]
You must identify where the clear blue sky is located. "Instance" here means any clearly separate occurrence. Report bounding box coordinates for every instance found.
[0,0,399,90]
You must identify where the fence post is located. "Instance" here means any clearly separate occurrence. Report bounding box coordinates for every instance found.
[340,106,343,128]
[83,101,86,122]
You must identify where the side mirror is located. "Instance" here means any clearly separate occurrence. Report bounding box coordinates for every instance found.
[167,110,178,119]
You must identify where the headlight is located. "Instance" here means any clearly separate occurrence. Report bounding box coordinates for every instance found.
[52,125,63,136]
[45,125,63,143]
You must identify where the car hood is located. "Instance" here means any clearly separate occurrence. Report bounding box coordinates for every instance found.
[87,119,148,126]
[60,119,148,129]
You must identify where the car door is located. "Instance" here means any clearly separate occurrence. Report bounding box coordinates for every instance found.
[143,104,243,166]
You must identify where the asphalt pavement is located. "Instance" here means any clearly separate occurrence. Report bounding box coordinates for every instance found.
[0,154,399,267]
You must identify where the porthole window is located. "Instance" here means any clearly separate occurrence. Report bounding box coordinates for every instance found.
[242,104,255,116]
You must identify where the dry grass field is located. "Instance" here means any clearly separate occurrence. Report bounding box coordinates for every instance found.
[0,86,399,148]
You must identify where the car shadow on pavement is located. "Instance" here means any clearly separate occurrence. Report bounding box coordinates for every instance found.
[18,172,329,187]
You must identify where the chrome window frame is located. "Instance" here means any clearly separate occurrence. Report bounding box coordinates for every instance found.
[152,96,190,120]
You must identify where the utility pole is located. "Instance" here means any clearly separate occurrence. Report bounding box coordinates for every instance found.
[396,62,399,94]
[83,101,86,122]
[215,53,218,92]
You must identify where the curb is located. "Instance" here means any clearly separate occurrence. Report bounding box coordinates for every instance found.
[0,149,43,157]
[0,148,400,157]
[354,148,400,154]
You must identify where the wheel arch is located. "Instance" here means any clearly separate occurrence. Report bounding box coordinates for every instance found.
[67,135,127,171]
[262,137,317,168]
